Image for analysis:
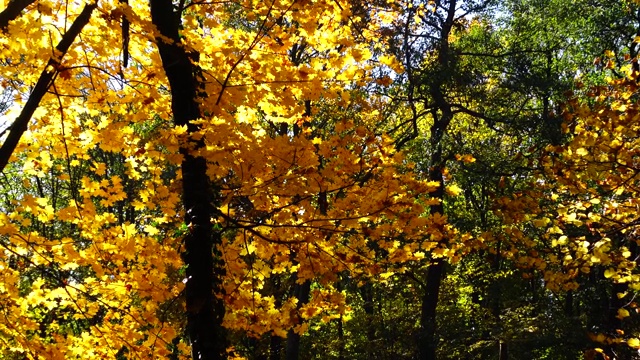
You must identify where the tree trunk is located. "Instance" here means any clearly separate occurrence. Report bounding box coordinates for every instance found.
[498,340,508,360]
[417,111,450,360]
[270,333,283,360]
[419,261,444,360]
[149,1,227,359]
[564,290,573,317]
[285,280,311,360]
[268,276,284,360]
[336,276,346,360]
[337,315,345,360]
[416,2,457,356]
[360,282,376,349]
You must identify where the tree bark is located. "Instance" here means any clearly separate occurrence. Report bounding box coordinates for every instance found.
[149,1,227,359]
[359,281,376,357]
[269,333,282,360]
[417,2,457,358]
[419,260,444,360]
[0,0,36,31]
[498,340,508,360]
[418,94,451,360]
[285,280,311,360]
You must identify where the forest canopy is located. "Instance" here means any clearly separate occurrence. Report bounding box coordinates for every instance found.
[1,0,640,359]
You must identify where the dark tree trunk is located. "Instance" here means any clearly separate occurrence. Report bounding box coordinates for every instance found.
[601,234,637,358]
[251,337,267,360]
[417,110,450,360]
[419,260,444,360]
[285,280,311,360]
[498,341,508,360]
[565,290,574,317]
[270,333,283,360]
[149,1,227,359]
[416,2,457,358]
[360,282,376,343]
[336,276,346,360]
[266,275,284,360]
[337,315,345,360]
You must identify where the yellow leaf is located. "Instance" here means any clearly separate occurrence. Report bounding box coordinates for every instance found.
[379,54,395,66]
[557,235,568,245]
[628,338,640,348]
[455,154,476,163]
[445,184,462,196]
[532,217,550,227]
[93,162,107,176]
[604,268,616,278]
[617,308,630,319]
[294,323,309,335]
[273,328,287,338]
[380,272,394,279]
[575,147,589,156]
[144,225,159,236]
[240,243,256,256]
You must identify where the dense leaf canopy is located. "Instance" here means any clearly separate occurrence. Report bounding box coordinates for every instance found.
[1,0,640,359]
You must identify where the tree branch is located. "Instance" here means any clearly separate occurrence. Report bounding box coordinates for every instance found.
[0,1,97,173]
[0,0,36,31]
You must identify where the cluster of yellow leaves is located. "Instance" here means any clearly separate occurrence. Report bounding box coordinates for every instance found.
[533,79,640,292]
[489,72,640,350]
[211,118,445,335]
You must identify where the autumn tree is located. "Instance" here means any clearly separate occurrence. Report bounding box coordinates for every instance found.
[0,0,441,358]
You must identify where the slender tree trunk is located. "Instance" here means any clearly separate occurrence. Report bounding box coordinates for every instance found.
[251,337,267,360]
[417,2,457,357]
[248,269,285,360]
[417,112,450,360]
[498,341,508,360]
[268,276,284,360]
[337,315,345,360]
[601,235,636,358]
[285,280,311,360]
[336,276,346,360]
[419,260,444,360]
[564,290,574,317]
[149,1,227,359]
[270,333,283,360]
[360,282,376,349]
